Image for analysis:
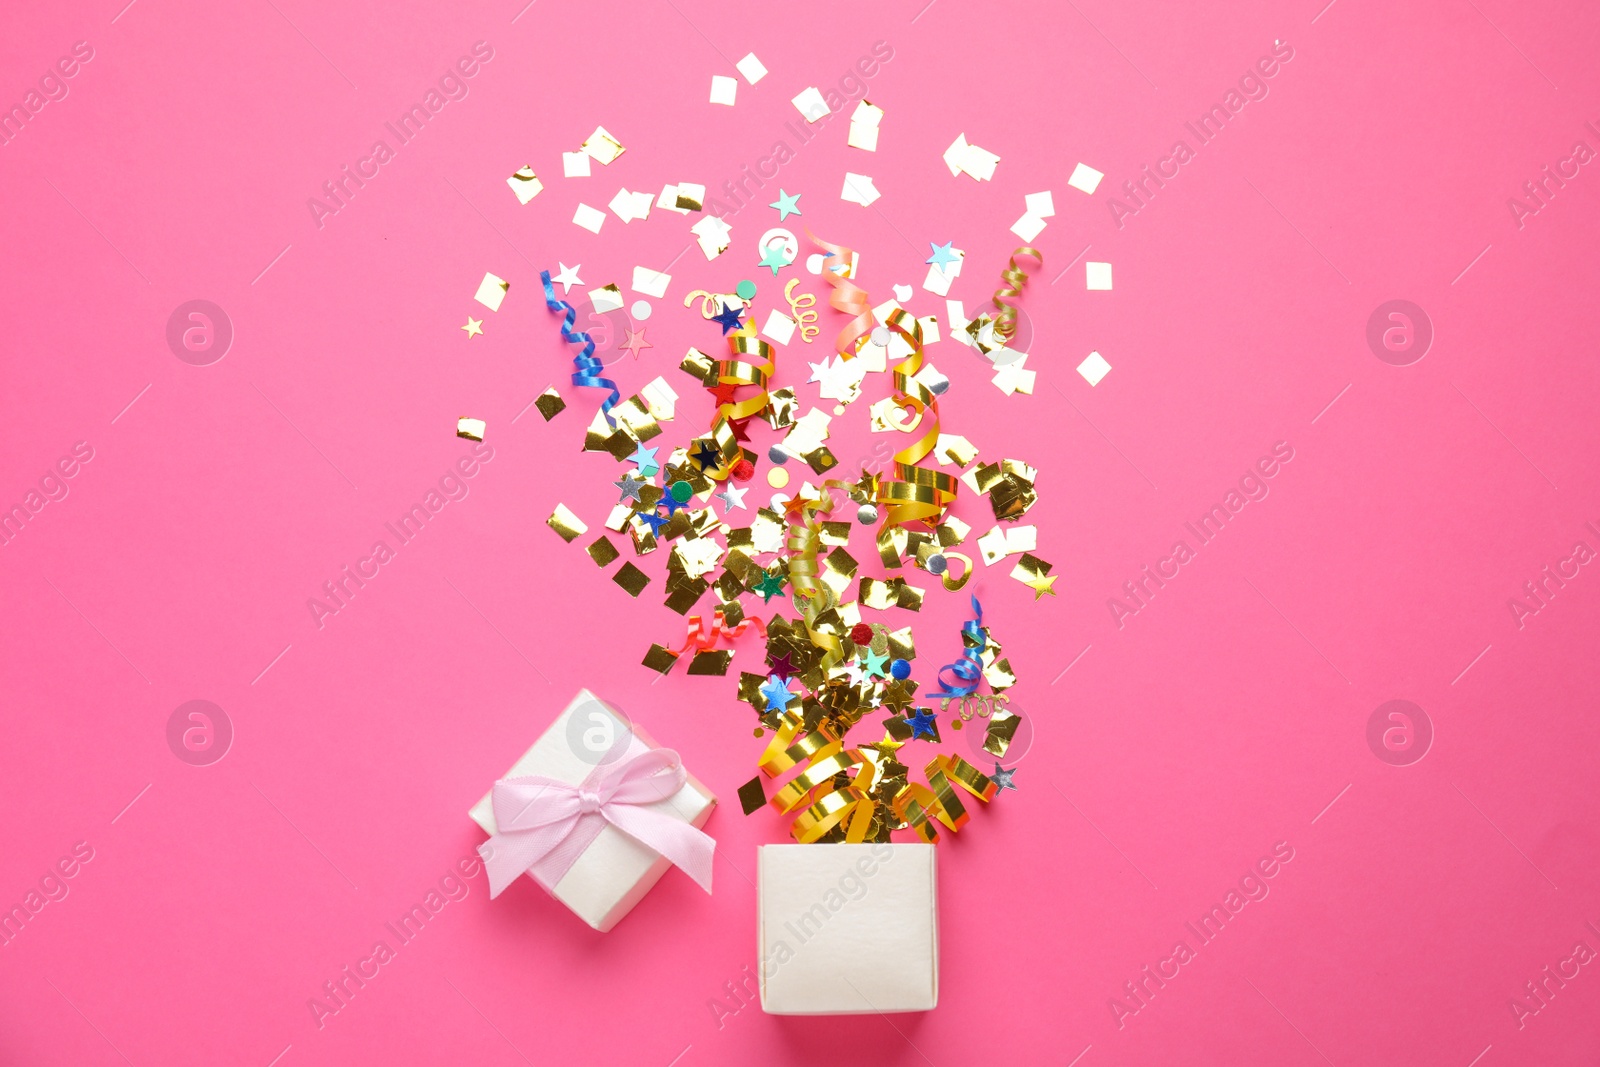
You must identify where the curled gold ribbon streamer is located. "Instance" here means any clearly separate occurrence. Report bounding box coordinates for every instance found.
[809,232,873,361]
[990,246,1043,341]
[783,278,820,343]
[874,309,958,539]
[698,326,776,481]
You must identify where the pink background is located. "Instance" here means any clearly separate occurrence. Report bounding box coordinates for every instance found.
[4,0,1600,1063]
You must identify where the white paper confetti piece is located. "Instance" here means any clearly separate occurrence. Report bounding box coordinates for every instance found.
[710,75,738,106]
[628,189,654,220]
[581,126,625,165]
[792,87,830,123]
[691,214,732,259]
[841,172,880,206]
[657,184,689,214]
[631,267,672,298]
[507,166,542,204]
[1011,212,1047,242]
[1068,162,1104,194]
[1078,351,1112,386]
[573,203,606,234]
[456,417,487,441]
[922,264,954,296]
[736,52,768,84]
[847,123,879,152]
[942,134,970,177]
[562,151,591,178]
[762,309,797,346]
[473,272,508,312]
[641,376,679,420]
[608,188,639,222]
[1024,191,1056,218]
[1086,262,1113,290]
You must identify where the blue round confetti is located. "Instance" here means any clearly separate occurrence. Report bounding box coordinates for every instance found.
[890,658,911,679]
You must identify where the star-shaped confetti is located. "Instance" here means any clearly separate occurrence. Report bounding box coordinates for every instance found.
[717,484,749,511]
[906,707,938,740]
[620,326,653,359]
[760,674,796,712]
[712,303,745,334]
[461,317,483,338]
[552,263,583,294]
[692,441,721,470]
[615,476,645,503]
[755,571,787,602]
[709,381,739,406]
[926,242,959,271]
[806,358,832,384]
[1021,572,1057,600]
[770,189,802,220]
[636,509,669,536]
[767,650,795,677]
[862,648,889,679]
[757,244,791,275]
[628,443,660,475]
[992,764,1018,791]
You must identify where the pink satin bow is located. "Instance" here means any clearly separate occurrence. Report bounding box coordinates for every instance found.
[481,748,715,899]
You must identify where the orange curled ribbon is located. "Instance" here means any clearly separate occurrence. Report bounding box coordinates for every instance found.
[809,232,872,361]
[673,610,767,657]
[990,246,1043,341]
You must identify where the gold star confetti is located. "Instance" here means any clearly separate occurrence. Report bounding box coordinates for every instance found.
[461,317,483,338]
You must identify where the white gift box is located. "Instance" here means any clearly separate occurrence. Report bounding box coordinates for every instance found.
[758,843,938,1013]
[468,690,715,932]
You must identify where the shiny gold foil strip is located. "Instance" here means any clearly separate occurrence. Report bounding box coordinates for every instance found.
[989,246,1043,342]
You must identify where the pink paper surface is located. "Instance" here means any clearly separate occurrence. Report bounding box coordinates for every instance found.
[4,0,1600,1064]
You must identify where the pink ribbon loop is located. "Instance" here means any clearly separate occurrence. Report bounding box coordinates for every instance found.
[481,748,715,900]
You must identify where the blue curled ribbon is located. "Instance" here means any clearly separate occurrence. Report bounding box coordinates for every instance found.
[540,269,620,427]
[934,595,986,697]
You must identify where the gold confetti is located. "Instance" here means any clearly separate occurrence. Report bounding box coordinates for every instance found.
[587,535,619,567]
[547,504,587,543]
[535,388,566,421]
[614,562,651,597]
[455,417,486,441]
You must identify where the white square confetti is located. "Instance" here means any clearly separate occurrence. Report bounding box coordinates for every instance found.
[1086,262,1113,290]
[847,123,880,152]
[657,184,689,214]
[628,189,654,221]
[1024,191,1056,218]
[473,272,508,312]
[573,203,606,234]
[609,187,640,222]
[1010,212,1047,242]
[456,417,487,441]
[631,267,672,298]
[710,75,738,106]
[762,309,797,346]
[691,214,732,259]
[507,166,542,204]
[1068,162,1104,194]
[641,376,679,421]
[1077,351,1112,386]
[562,151,591,178]
[841,172,880,206]
[922,263,954,296]
[736,52,768,84]
[581,126,625,165]
[792,87,830,123]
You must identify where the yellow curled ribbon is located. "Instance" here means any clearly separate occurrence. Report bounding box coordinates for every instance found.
[874,309,958,538]
[783,279,820,343]
[990,246,1043,342]
[809,232,873,361]
[699,326,776,481]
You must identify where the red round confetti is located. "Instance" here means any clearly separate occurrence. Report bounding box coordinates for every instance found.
[732,459,755,481]
[850,623,873,646]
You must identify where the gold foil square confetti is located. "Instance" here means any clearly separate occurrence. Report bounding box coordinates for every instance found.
[455,417,486,441]
[737,775,767,816]
[675,182,706,211]
[687,649,732,675]
[665,577,709,615]
[976,526,1010,566]
[613,562,650,597]
[581,126,626,165]
[588,283,625,313]
[587,535,619,566]
[507,166,543,204]
[473,272,509,312]
[642,644,679,674]
[535,388,566,421]
[547,504,587,543]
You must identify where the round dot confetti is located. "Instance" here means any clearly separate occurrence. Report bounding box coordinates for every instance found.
[890,658,911,679]
[927,554,948,575]
[870,326,890,346]
[850,623,873,646]
[768,445,790,464]
[767,466,790,488]
[732,459,755,481]
[857,504,878,524]
[670,480,693,503]
[951,719,963,730]
[631,300,652,320]
[736,279,757,300]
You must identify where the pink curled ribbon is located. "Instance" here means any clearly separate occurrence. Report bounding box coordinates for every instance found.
[481,748,714,899]
[672,610,767,658]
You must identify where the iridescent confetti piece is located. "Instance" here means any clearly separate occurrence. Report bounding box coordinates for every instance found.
[1068,162,1104,194]
[736,52,767,84]
[547,503,587,542]
[473,272,509,312]
[581,126,625,165]
[535,388,566,421]
[456,417,486,441]
[791,87,830,122]
[507,166,543,204]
